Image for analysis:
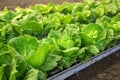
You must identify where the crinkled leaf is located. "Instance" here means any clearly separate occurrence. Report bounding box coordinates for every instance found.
[58,56,77,69]
[9,58,18,80]
[87,45,100,55]
[63,47,79,56]
[58,37,74,50]
[77,47,87,59]
[24,69,39,80]
[8,35,39,58]
[111,13,120,23]
[0,43,8,53]
[0,64,6,80]
[40,54,61,71]
[38,71,47,80]
[8,35,39,68]
[57,2,74,14]
[80,32,96,45]
[81,23,106,43]
[27,43,50,68]
[30,4,53,14]
[0,9,15,21]
[0,53,12,65]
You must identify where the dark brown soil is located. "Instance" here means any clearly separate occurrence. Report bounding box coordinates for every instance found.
[0,0,82,10]
[66,51,120,80]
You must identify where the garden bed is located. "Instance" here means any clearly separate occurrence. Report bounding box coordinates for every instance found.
[0,0,120,80]
[67,50,120,80]
[47,44,120,80]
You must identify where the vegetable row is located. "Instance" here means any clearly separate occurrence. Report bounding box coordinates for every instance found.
[0,0,120,80]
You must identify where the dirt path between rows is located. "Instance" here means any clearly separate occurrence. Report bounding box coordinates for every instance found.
[0,0,82,10]
[67,51,120,80]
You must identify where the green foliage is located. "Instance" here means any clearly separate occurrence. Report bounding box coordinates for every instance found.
[0,64,6,80]
[23,69,39,80]
[0,0,120,80]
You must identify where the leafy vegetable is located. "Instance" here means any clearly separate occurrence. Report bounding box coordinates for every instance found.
[80,23,106,45]
[40,54,61,71]
[0,64,6,80]
[23,69,39,80]
[0,0,120,80]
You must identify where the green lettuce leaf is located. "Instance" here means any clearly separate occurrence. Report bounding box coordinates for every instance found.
[9,58,18,80]
[23,69,39,80]
[57,2,74,14]
[30,4,53,14]
[87,45,99,55]
[11,14,43,37]
[27,43,50,68]
[8,35,39,59]
[80,23,106,45]
[0,64,6,80]
[0,7,15,21]
[0,43,11,65]
[40,54,61,71]
[8,35,51,68]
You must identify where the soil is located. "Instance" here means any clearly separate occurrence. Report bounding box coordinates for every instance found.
[66,51,120,80]
[0,0,82,10]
